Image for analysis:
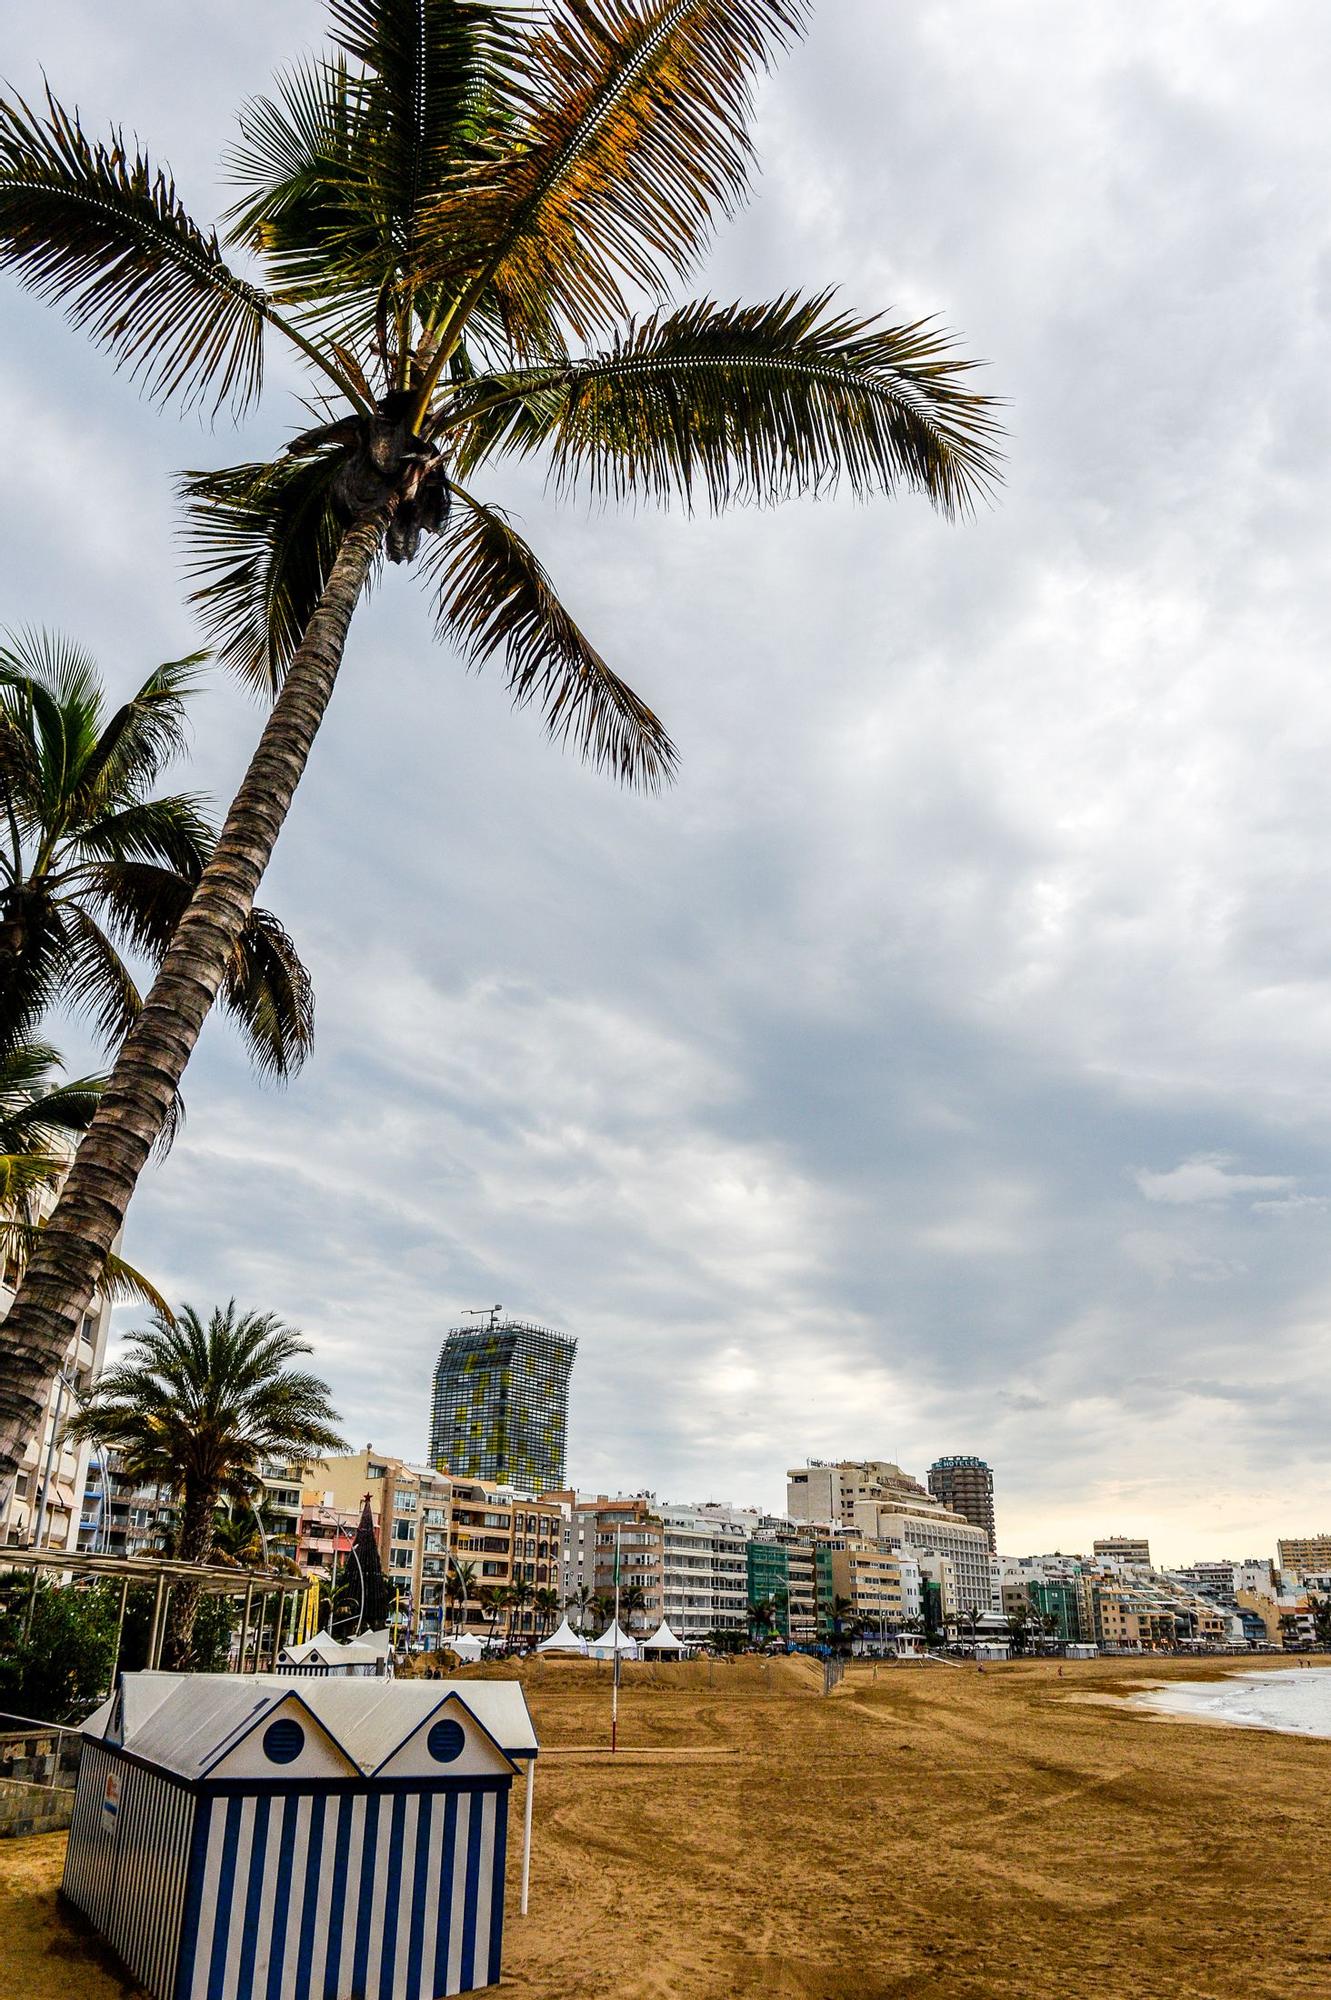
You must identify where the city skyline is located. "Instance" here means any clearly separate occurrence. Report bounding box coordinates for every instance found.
[6,1,1331,1572]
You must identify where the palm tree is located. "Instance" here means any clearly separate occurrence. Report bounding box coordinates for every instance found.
[507,1573,534,1643]
[533,1584,560,1637]
[0,1037,164,1311]
[445,1554,477,1635]
[750,1595,777,1643]
[568,1583,595,1634]
[0,0,1000,1485]
[64,1300,346,1666]
[619,1580,647,1634]
[477,1583,506,1649]
[0,630,313,1076]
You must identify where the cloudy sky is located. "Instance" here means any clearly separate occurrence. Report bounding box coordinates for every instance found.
[6,2,1331,1564]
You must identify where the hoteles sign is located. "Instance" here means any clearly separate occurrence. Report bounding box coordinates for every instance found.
[62,1671,538,2000]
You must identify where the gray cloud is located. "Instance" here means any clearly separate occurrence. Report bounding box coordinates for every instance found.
[5,2,1331,1563]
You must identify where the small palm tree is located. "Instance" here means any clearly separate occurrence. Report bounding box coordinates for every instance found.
[568,1583,595,1634]
[750,1595,777,1643]
[507,1573,534,1642]
[0,629,312,1074]
[619,1580,647,1634]
[0,0,1000,1486]
[64,1300,346,1666]
[533,1585,560,1637]
[446,1555,478,1635]
[477,1583,506,1648]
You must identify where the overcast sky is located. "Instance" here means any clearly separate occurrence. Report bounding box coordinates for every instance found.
[6,3,1331,1565]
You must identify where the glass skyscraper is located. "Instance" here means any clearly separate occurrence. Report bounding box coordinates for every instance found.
[428,1318,576,1494]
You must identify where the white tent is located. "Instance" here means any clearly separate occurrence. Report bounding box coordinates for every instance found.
[585,1620,638,1659]
[639,1620,691,1655]
[536,1618,588,1655]
[448,1632,484,1660]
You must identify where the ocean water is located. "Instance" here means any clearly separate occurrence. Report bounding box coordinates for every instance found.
[1140,1665,1331,1738]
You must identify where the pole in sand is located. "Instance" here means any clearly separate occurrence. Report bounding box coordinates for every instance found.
[611,1523,622,1754]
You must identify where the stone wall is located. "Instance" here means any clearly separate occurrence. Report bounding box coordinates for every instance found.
[0,1726,82,1836]
[0,1774,74,1837]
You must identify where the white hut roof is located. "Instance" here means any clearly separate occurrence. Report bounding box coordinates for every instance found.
[85,1672,538,1777]
[536,1618,588,1654]
[639,1620,689,1650]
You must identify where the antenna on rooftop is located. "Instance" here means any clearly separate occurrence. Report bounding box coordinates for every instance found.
[463,1304,503,1331]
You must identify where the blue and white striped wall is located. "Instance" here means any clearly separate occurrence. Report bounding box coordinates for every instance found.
[176,1782,508,2000]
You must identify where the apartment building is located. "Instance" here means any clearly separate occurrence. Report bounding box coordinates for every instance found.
[1277,1534,1331,1581]
[311,1450,455,1643]
[313,1448,572,1645]
[852,1498,992,1616]
[80,1453,176,1558]
[1093,1536,1152,1569]
[786,1459,934,1527]
[827,1544,923,1641]
[747,1533,818,1644]
[658,1502,750,1644]
[565,1495,665,1626]
[2,1283,112,1551]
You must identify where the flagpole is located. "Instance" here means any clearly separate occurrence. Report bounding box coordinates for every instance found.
[611,1524,622,1755]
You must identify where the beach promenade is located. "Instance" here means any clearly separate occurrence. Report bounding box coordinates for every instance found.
[6,1655,1331,1999]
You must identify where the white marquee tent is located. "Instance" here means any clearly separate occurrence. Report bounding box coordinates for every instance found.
[536,1618,588,1655]
[639,1620,691,1655]
[585,1620,638,1659]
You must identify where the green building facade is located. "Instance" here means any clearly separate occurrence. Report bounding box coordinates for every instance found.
[429,1318,576,1494]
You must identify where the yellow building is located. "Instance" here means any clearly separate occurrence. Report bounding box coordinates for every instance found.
[1277,1535,1331,1580]
[829,1544,908,1637]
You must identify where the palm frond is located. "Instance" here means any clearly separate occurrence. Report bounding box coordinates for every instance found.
[451,293,1002,513]
[179,455,351,695]
[224,56,382,333]
[426,485,676,788]
[0,87,268,412]
[74,654,207,810]
[219,904,316,1081]
[417,0,807,353]
[60,903,143,1050]
[328,1,525,238]
[76,794,214,874]
[88,861,314,1080]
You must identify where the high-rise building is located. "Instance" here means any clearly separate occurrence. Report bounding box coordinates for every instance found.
[429,1316,576,1494]
[927,1455,996,1553]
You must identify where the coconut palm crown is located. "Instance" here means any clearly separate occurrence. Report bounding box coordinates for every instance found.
[0,0,1001,1486]
[64,1300,347,1664]
[0,628,313,1076]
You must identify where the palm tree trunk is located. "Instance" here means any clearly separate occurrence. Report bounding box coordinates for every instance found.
[162,1481,218,1669]
[0,509,389,1487]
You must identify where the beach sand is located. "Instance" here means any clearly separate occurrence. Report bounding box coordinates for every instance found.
[5,1655,1331,1999]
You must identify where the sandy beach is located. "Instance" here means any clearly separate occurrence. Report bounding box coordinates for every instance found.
[6,1655,1331,2000]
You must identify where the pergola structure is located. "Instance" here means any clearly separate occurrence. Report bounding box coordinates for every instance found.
[1,1546,314,1684]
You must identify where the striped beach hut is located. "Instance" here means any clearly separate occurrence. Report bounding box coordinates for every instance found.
[62,1671,538,2000]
